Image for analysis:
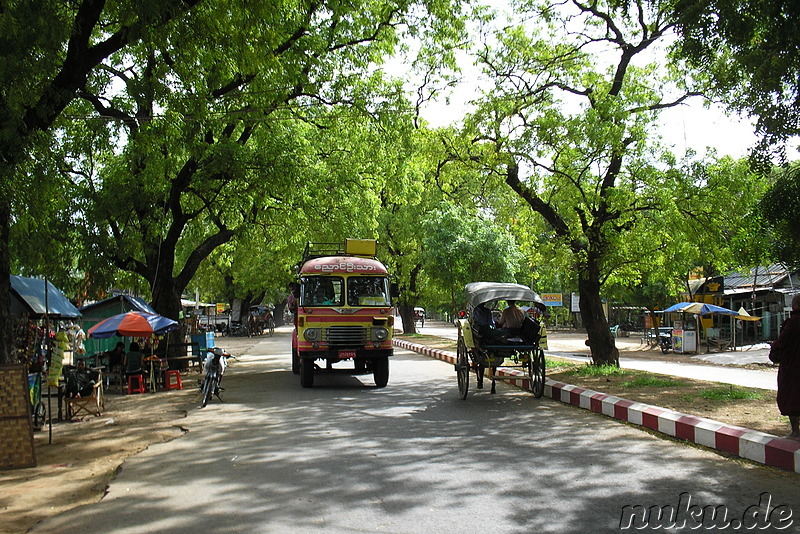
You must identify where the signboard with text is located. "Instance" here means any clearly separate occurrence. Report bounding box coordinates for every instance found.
[570,292,580,313]
[541,293,563,307]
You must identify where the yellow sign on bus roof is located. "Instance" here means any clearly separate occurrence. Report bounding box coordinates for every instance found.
[345,238,377,257]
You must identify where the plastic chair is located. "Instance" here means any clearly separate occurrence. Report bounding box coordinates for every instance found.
[127,374,145,394]
[165,370,183,391]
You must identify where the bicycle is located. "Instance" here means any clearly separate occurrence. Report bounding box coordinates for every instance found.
[200,347,229,408]
[266,316,275,336]
[27,372,46,430]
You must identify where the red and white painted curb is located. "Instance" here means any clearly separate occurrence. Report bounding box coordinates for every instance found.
[394,338,800,474]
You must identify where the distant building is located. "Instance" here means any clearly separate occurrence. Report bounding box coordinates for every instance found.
[690,264,800,342]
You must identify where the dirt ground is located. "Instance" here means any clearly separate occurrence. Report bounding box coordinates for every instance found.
[0,329,788,534]
[0,335,259,534]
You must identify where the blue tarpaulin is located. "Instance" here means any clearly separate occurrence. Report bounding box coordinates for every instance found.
[10,275,81,319]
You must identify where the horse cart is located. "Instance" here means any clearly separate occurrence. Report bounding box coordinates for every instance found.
[455,282,547,400]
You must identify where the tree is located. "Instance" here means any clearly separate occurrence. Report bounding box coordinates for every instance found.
[422,203,522,314]
[0,0,205,363]
[56,0,464,329]
[460,0,714,365]
[758,164,800,269]
[671,0,800,165]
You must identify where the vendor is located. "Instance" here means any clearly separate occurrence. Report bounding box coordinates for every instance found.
[65,359,99,398]
[104,341,125,370]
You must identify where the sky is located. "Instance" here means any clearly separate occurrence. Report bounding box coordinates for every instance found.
[412,60,763,161]
[402,2,797,162]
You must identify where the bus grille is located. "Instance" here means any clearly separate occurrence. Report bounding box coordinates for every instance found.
[324,326,367,346]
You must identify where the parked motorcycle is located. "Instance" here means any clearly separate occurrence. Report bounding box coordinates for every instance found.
[200,347,230,407]
[225,321,248,337]
[658,329,672,353]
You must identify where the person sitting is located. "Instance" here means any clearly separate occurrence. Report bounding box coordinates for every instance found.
[65,359,99,398]
[472,302,495,334]
[104,341,125,371]
[124,342,147,379]
[497,300,525,334]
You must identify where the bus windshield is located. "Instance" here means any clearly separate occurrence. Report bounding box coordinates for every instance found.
[347,276,391,307]
[300,276,344,306]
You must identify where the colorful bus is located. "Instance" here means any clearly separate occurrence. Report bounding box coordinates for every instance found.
[291,239,397,388]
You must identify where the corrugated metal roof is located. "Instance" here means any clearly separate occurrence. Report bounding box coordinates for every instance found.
[724,264,790,291]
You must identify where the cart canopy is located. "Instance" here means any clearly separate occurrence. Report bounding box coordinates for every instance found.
[465,282,545,309]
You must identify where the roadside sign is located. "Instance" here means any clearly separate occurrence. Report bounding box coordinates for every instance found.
[541,293,563,306]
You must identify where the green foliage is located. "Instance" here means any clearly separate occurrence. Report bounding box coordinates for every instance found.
[671,0,800,163]
[46,0,466,312]
[758,164,800,269]
[421,203,522,311]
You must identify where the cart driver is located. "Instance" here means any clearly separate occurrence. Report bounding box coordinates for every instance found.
[473,302,495,331]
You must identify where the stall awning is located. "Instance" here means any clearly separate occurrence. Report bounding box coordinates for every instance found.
[10,275,81,319]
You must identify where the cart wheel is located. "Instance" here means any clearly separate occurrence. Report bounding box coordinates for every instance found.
[456,338,469,400]
[528,348,546,398]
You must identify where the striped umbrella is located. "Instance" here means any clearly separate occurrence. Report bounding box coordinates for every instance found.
[87,311,179,339]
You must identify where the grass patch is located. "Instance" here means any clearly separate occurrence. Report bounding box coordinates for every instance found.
[561,364,627,377]
[544,357,575,370]
[699,386,763,401]
[620,376,684,388]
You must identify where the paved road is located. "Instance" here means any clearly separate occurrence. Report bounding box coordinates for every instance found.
[34,331,797,533]
[418,322,778,391]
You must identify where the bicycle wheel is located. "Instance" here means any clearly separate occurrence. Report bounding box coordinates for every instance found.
[268,319,275,336]
[32,402,46,429]
[201,374,215,407]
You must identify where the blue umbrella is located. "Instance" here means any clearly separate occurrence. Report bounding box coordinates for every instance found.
[88,311,179,339]
[662,302,738,315]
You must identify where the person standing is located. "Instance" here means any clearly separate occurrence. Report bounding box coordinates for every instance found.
[769,294,800,439]
[287,282,298,317]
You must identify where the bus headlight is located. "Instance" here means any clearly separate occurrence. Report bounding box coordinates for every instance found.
[371,327,388,342]
[303,328,320,342]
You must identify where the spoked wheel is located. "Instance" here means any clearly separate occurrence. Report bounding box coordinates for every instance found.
[456,337,469,400]
[528,347,546,398]
[32,402,46,430]
[268,319,275,337]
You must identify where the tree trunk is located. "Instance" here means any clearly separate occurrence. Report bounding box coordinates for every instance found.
[578,268,619,366]
[0,202,11,364]
[397,303,416,334]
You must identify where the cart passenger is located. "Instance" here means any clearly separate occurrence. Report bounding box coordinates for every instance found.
[497,300,525,331]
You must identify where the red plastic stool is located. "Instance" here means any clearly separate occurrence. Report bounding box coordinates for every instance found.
[165,370,183,391]
[127,374,145,394]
